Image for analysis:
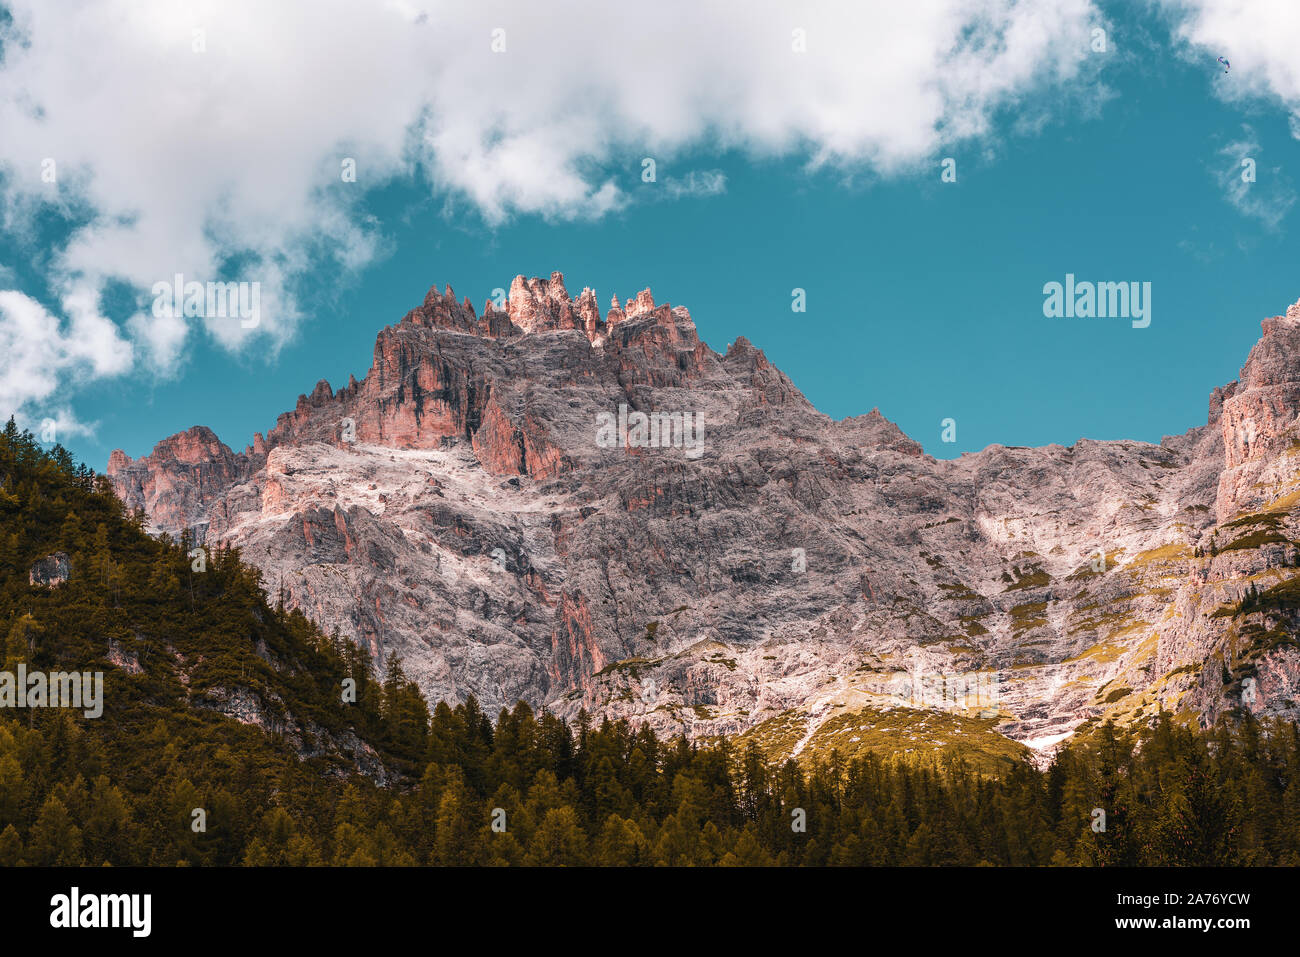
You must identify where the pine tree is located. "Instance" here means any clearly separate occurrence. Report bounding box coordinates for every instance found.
[1157,742,1241,865]
[26,795,83,866]
[524,806,587,866]
[0,752,28,829]
[433,767,481,866]
[4,614,40,666]
[595,814,650,866]
[1085,721,1139,866]
[0,824,22,865]
[83,775,130,866]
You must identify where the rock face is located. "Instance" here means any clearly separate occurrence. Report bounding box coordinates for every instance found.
[29,552,70,588]
[107,277,1300,761]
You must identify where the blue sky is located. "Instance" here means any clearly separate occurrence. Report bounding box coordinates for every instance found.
[3,0,1300,468]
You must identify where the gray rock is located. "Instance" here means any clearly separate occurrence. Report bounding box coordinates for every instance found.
[105,279,1300,761]
[29,552,70,588]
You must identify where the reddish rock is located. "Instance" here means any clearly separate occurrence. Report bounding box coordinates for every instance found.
[606,295,626,326]
[106,426,248,536]
[507,271,580,334]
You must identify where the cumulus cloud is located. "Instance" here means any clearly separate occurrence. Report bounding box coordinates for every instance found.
[0,287,134,437]
[1160,0,1300,127]
[0,0,1108,425]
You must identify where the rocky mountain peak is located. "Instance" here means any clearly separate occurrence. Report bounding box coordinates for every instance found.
[625,288,656,319]
[506,271,576,334]
[1216,299,1300,514]
[109,270,799,515]
[107,425,243,533]
[106,278,1300,766]
[109,425,234,476]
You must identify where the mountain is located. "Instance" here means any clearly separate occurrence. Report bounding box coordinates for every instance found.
[14,419,1300,867]
[107,274,1300,765]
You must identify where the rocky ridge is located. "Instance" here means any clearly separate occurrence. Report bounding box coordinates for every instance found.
[107,277,1300,765]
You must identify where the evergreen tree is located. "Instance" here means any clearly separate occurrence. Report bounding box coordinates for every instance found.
[27,795,82,866]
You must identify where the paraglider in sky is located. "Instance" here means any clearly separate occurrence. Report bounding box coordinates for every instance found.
[1218,56,1230,73]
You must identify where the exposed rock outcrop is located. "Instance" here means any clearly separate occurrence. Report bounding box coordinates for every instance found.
[28,552,70,588]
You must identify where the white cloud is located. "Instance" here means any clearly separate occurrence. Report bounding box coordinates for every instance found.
[1216,126,1296,229]
[1158,3,1300,228]
[0,288,134,434]
[1160,0,1300,126]
[33,407,98,443]
[126,306,190,378]
[660,170,728,201]
[0,0,1106,416]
